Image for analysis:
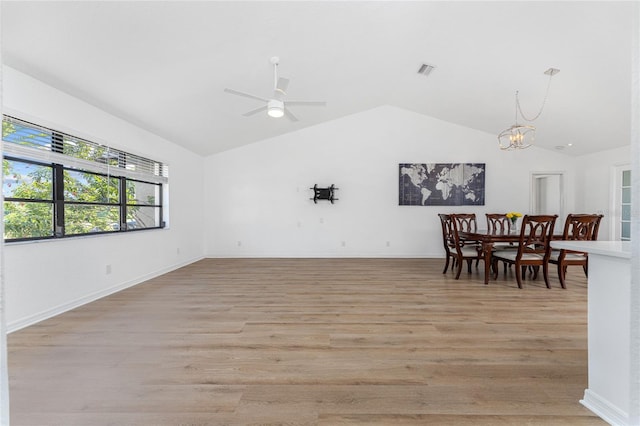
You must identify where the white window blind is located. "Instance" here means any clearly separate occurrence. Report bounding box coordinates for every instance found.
[2,115,169,184]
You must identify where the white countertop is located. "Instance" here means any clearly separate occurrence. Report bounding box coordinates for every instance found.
[550,240,631,259]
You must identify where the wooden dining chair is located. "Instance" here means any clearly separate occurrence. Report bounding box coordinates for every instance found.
[438,214,483,279]
[548,213,604,289]
[485,213,516,253]
[452,213,477,233]
[438,214,456,274]
[452,213,481,266]
[491,214,557,289]
[449,213,484,279]
[486,213,512,234]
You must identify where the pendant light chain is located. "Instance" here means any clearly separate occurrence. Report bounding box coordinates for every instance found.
[516,73,554,122]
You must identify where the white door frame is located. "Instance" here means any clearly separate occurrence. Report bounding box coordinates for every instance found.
[530,171,565,231]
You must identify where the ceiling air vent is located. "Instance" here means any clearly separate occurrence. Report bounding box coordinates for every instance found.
[417,63,435,76]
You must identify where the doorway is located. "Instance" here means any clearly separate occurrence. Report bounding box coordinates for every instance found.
[530,172,565,232]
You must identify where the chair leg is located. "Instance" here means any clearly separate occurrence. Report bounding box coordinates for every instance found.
[492,258,500,279]
[455,257,464,280]
[543,262,551,289]
[557,262,566,289]
[531,266,539,280]
[515,263,524,289]
[466,259,472,273]
[442,256,450,274]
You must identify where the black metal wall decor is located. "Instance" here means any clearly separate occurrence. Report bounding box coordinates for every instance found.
[310,184,338,204]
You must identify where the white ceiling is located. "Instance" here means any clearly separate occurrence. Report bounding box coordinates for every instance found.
[1,1,634,157]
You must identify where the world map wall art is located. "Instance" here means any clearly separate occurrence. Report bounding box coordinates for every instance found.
[399,163,486,206]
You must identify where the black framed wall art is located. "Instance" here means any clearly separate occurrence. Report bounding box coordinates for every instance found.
[399,163,485,206]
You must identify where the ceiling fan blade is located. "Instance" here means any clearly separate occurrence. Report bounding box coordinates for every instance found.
[242,106,268,117]
[285,100,326,106]
[284,108,299,122]
[276,77,289,95]
[224,88,269,103]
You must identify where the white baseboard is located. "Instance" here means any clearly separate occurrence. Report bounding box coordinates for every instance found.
[581,389,629,425]
[8,256,204,333]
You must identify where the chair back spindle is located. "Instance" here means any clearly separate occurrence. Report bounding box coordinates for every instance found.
[486,214,511,234]
[452,213,477,233]
[562,214,604,242]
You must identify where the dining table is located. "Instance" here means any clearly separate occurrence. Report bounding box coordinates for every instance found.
[459,228,564,284]
[457,229,521,284]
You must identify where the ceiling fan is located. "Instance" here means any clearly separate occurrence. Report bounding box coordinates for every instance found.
[224,56,326,122]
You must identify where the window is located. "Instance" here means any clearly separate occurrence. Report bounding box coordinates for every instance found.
[126,179,163,230]
[621,169,631,241]
[3,158,55,240]
[2,116,168,242]
[612,165,632,242]
[63,168,122,236]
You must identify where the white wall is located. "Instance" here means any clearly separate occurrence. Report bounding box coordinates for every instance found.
[6,67,623,329]
[204,105,576,258]
[574,145,631,240]
[2,66,205,331]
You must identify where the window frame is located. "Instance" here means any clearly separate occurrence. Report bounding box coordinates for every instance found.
[621,169,631,241]
[2,116,167,243]
[61,166,122,237]
[611,164,632,242]
[123,178,164,231]
[3,156,56,241]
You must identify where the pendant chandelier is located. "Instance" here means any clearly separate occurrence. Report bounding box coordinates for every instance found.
[498,68,559,151]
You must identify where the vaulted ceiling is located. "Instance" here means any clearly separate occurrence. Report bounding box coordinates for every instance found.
[1,1,633,157]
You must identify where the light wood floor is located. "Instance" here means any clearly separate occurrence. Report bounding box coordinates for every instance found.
[8,258,605,425]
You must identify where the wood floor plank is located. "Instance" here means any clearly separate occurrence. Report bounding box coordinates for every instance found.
[318,414,607,425]
[8,258,604,425]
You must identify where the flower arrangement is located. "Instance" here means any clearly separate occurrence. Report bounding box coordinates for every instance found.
[506,212,523,225]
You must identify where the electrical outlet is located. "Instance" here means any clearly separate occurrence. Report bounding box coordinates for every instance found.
[341,241,346,247]
[237,241,242,247]
[106,264,112,275]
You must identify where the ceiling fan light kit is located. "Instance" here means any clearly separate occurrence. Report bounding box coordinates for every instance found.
[498,68,559,151]
[267,100,285,118]
[224,56,326,121]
